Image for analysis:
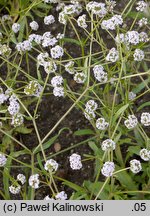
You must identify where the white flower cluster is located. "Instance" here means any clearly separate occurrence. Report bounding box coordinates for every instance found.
[0,44,11,56]
[1,14,12,22]
[101,161,115,177]
[140,148,150,161]
[133,49,145,61]
[8,96,20,116]
[37,52,57,74]
[29,174,40,189]
[44,15,55,25]
[124,115,138,129]
[51,45,64,59]
[138,18,148,27]
[9,185,21,194]
[29,34,42,44]
[42,32,57,47]
[55,191,67,200]
[8,94,24,127]
[86,2,107,17]
[96,118,109,130]
[74,72,87,84]
[101,139,116,151]
[77,14,87,29]
[44,191,67,200]
[93,65,108,83]
[0,87,9,104]
[84,100,98,120]
[0,153,7,166]
[69,153,82,170]
[51,75,64,97]
[141,112,150,126]
[11,113,24,127]
[24,80,43,97]
[44,0,59,3]
[12,23,20,33]
[9,173,26,194]
[136,1,148,12]
[17,174,26,185]
[16,40,32,52]
[44,159,58,172]
[130,159,142,174]
[128,91,136,100]
[101,15,123,30]
[44,196,55,200]
[58,3,82,25]
[65,61,75,74]
[106,47,119,62]
[106,0,116,12]
[139,32,149,43]
[30,21,39,31]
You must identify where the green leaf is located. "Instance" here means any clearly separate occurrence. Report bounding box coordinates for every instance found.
[34,128,69,154]
[14,126,32,134]
[115,166,138,190]
[137,101,150,112]
[112,104,129,125]
[74,129,95,136]
[10,149,30,158]
[84,180,110,199]
[132,77,150,94]
[62,38,81,46]
[127,146,141,156]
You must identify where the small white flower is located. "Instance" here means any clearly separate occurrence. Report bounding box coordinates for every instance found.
[133,49,144,61]
[12,23,20,33]
[11,113,24,127]
[51,76,63,87]
[128,91,136,100]
[101,161,115,177]
[130,159,142,174]
[125,31,140,45]
[55,191,67,200]
[44,195,55,200]
[139,32,149,42]
[140,148,150,161]
[65,61,75,74]
[86,2,107,17]
[77,14,87,28]
[44,159,58,172]
[74,72,87,83]
[0,153,7,166]
[24,80,43,97]
[9,185,21,194]
[37,52,49,66]
[85,100,98,112]
[69,153,82,170]
[17,174,26,185]
[51,45,64,59]
[136,1,148,12]
[115,33,125,44]
[30,21,39,31]
[93,65,108,83]
[96,118,109,130]
[106,48,119,62]
[84,109,96,120]
[29,174,40,189]
[44,15,55,25]
[124,115,138,129]
[138,18,148,27]
[141,112,150,126]
[53,87,64,97]
[8,100,20,116]
[56,33,64,39]
[101,139,116,151]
